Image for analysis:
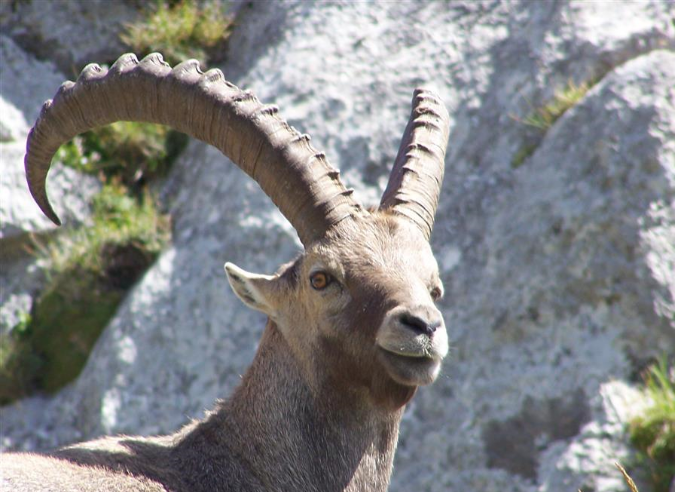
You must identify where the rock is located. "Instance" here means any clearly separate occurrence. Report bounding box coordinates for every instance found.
[1,2,674,492]
[537,381,647,492]
[0,35,100,243]
[0,142,99,243]
[0,36,99,337]
[0,0,139,74]
[0,35,63,131]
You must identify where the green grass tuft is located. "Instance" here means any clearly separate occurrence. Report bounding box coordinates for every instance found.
[629,358,675,492]
[120,0,233,66]
[0,0,220,407]
[0,313,40,403]
[510,79,593,169]
[521,80,591,131]
[55,122,188,186]
[511,142,538,169]
[46,181,171,278]
[0,182,171,404]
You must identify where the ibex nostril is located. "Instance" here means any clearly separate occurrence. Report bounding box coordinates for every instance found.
[400,313,439,336]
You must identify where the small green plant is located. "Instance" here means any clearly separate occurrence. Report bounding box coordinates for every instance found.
[55,122,188,186]
[629,358,675,492]
[511,142,537,169]
[521,80,591,131]
[0,313,41,403]
[0,182,171,403]
[1,7,207,401]
[46,181,171,277]
[120,0,233,66]
[510,79,593,169]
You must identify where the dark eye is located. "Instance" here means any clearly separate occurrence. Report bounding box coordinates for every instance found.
[430,286,443,301]
[310,271,332,290]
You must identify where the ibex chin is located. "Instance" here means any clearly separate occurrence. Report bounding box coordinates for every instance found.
[2,53,450,492]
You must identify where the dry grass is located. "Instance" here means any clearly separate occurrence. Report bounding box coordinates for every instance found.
[577,463,639,492]
[616,462,640,492]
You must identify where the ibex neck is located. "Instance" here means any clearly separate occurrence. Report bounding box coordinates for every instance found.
[199,321,405,491]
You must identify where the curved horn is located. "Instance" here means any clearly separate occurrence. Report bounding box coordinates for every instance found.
[25,53,363,247]
[379,89,450,240]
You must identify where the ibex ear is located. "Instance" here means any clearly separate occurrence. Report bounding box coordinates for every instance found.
[224,262,277,316]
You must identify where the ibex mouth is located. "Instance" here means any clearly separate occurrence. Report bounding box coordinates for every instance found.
[377,348,443,386]
[375,305,448,386]
[379,346,432,358]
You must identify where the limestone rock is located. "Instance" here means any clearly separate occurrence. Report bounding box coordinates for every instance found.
[0,0,139,74]
[1,2,674,492]
[0,35,99,242]
[0,36,99,336]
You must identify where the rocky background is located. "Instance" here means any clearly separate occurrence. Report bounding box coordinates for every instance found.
[1,1,674,491]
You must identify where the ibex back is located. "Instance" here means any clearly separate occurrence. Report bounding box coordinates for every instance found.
[2,53,451,492]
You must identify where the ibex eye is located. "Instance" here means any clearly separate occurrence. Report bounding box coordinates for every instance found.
[310,271,332,290]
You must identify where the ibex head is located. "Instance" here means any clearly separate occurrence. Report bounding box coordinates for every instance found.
[25,53,450,409]
[226,213,447,406]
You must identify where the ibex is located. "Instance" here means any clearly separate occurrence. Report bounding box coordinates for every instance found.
[2,53,450,492]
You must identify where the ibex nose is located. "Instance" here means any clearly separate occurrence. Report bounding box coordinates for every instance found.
[398,311,442,336]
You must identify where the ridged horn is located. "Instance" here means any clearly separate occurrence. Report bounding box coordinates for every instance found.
[24,53,363,247]
[379,89,450,240]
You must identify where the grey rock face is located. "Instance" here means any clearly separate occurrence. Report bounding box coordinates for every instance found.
[1,2,674,492]
[0,0,139,74]
[0,35,99,337]
[0,141,99,244]
[0,35,100,240]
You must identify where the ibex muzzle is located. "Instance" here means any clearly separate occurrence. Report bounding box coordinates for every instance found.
[7,53,451,491]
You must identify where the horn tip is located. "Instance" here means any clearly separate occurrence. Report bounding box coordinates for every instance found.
[31,188,62,226]
[47,210,62,226]
[413,87,439,96]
